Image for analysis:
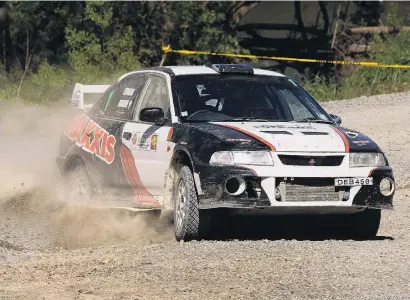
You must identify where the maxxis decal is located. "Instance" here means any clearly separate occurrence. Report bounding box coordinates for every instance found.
[119,144,161,207]
[220,124,277,151]
[65,114,116,164]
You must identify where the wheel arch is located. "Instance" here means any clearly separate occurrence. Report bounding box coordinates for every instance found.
[64,154,86,174]
[161,146,197,211]
[62,153,102,194]
[169,146,195,173]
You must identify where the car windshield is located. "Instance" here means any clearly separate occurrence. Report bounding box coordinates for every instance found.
[174,74,333,123]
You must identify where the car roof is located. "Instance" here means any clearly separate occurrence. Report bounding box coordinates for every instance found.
[164,65,286,77]
[116,65,286,82]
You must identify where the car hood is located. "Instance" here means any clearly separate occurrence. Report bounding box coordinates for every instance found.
[209,121,378,153]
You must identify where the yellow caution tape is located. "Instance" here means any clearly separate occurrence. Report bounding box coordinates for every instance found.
[162,45,410,69]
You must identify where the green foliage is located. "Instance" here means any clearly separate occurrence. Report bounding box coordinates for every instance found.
[65,1,141,82]
[305,33,410,101]
[303,75,339,101]
[385,2,405,26]
[167,2,250,65]
[6,1,79,69]
[2,1,410,105]
[304,3,410,101]
[0,1,250,104]
[0,62,71,103]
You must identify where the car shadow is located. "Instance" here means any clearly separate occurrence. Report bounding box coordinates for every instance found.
[202,214,394,242]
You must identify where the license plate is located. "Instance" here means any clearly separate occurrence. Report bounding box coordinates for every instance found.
[334,177,373,186]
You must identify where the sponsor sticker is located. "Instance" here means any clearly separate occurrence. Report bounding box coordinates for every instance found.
[352,140,370,146]
[71,91,81,106]
[254,124,314,130]
[344,131,359,138]
[138,138,151,150]
[122,88,135,96]
[131,133,138,145]
[64,114,116,164]
[118,99,130,108]
[137,134,157,151]
[151,134,158,151]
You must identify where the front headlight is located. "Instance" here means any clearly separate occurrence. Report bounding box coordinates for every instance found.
[349,152,386,167]
[209,151,274,166]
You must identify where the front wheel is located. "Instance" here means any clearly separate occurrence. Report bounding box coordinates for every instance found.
[173,165,203,241]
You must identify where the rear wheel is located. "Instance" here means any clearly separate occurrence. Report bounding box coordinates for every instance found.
[173,165,207,241]
[341,209,381,239]
[64,165,92,204]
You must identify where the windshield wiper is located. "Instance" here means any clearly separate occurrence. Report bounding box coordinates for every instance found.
[294,117,334,124]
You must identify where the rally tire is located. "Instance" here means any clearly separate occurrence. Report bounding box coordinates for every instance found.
[173,166,200,241]
[64,165,93,204]
[343,209,381,239]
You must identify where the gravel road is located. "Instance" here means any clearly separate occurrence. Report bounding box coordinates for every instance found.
[1,92,410,300]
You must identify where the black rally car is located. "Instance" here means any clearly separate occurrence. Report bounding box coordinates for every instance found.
[56,64,395,241]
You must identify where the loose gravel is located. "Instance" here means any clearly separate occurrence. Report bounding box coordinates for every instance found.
[1,92,410,299]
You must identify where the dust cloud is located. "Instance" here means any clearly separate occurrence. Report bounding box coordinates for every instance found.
[0,101,171,251]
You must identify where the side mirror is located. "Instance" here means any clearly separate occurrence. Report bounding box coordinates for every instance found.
[140,107,165,125]
[329,114,342,125]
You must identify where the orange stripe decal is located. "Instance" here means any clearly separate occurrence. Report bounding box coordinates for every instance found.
[221,124,276,151]
[167,128,174,141]
[332,127,350,152]
[120,145,161,207]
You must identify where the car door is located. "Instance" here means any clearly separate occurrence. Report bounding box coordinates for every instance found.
[90,73,148,198]
[121,72,174,201]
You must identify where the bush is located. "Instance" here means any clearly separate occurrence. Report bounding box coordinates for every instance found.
[304,3,410,101]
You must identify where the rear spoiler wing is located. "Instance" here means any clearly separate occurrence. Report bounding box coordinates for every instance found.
[71,83,111,111]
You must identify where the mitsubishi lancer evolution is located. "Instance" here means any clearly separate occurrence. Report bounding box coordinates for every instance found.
[56,64,395,241]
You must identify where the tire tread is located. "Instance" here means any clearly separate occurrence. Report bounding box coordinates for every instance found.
[174,166,200,241]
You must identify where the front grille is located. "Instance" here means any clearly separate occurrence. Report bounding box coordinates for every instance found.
[278,155,344,166]
[279,182,343,202]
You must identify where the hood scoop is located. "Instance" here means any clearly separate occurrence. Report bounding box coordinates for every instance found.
[261,131,292,135]
[301,131,329,136]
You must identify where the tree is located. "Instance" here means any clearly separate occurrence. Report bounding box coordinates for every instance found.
[166,1,255,65]
[65,1,141,81]
[5,1,80,70]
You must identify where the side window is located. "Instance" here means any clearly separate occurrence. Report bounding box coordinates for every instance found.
[136,75,170,121]
[103,74,146,119]
[93,85,116,117]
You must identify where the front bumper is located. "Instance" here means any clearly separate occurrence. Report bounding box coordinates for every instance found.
[194,163,394,212]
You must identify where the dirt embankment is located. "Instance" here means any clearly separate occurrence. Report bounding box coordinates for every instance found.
[1,92,410,299]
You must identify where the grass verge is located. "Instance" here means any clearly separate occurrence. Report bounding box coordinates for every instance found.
[2,31,410,104]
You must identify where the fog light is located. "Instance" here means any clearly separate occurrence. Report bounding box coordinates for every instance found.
[380,177,395,196]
